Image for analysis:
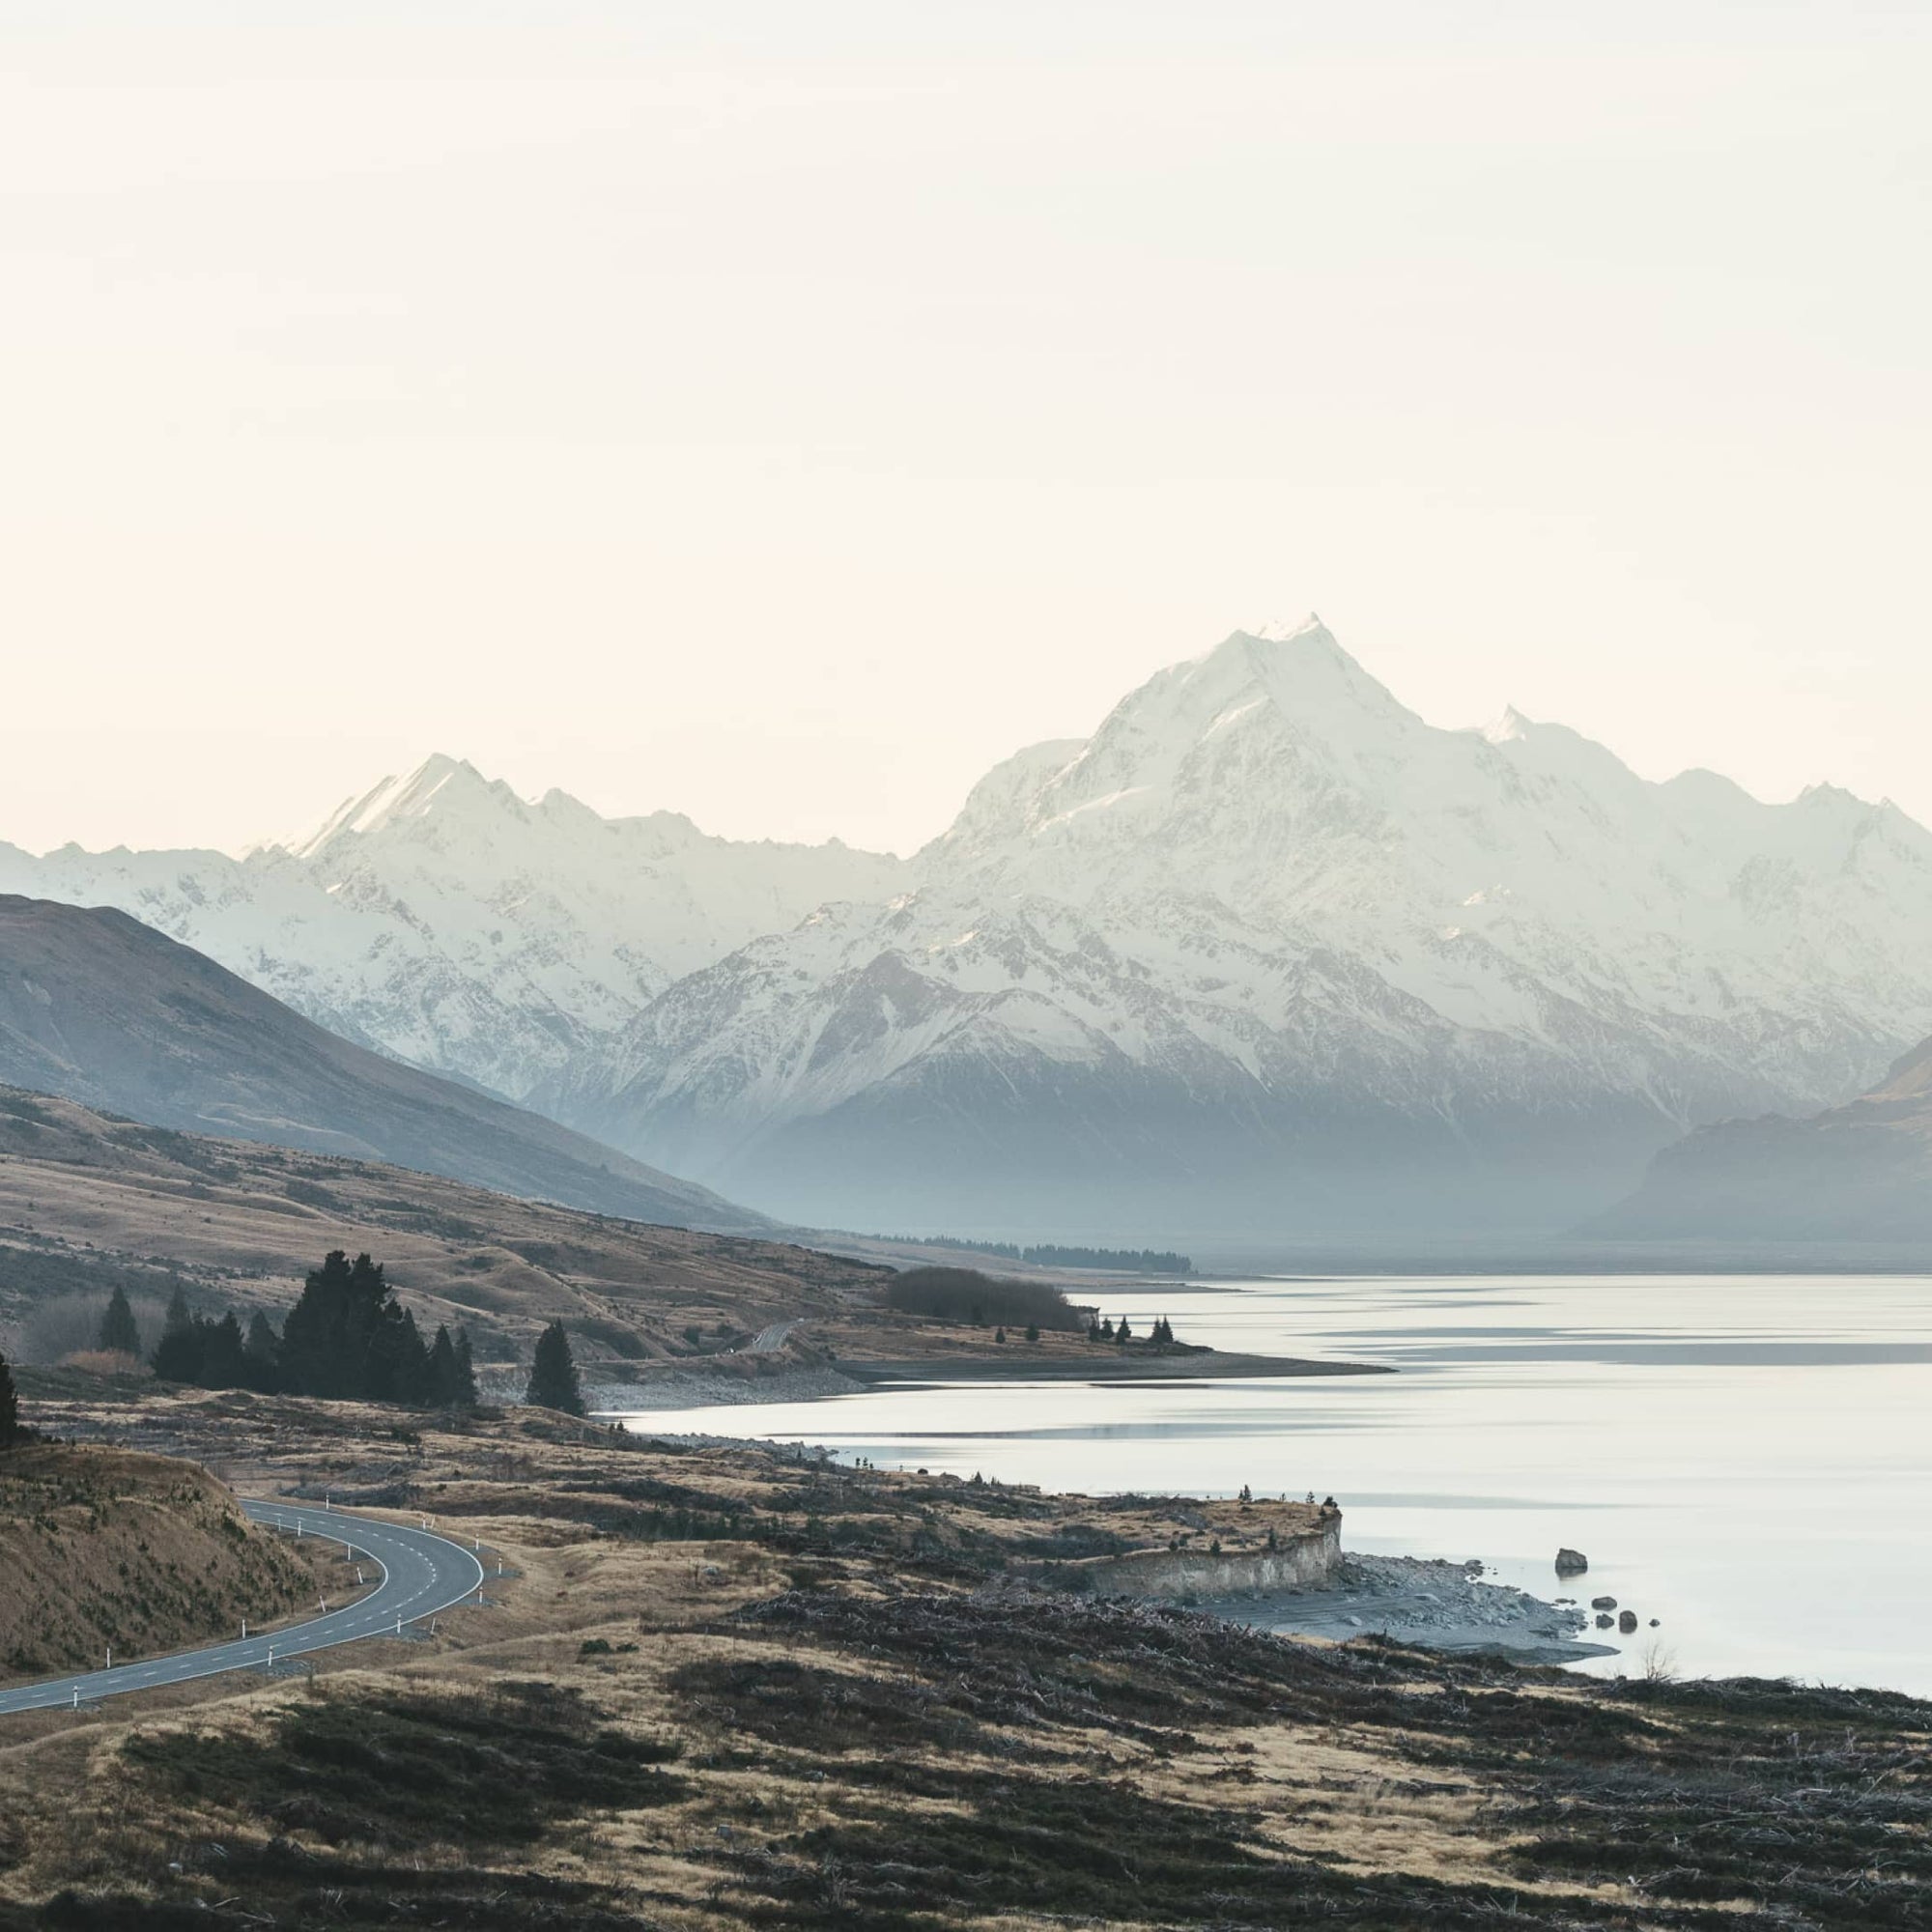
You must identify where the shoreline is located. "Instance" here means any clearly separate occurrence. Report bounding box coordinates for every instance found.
[1187,1552,1621,1666]
[573,1347,1387,1412]
[577,1409,1610,1670]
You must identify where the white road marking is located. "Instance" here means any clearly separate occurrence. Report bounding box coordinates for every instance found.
[0,1503,486,1716]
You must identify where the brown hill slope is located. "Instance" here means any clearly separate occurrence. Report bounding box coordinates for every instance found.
[0,1443,320,1679]
[1594,1036,1932,1242]
[0,1087,887,1374]
[0,895,764,1234]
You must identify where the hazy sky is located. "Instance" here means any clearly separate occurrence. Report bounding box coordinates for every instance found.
[4,3,1928,857]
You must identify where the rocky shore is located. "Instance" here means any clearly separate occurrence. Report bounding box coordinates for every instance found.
[1192,1551,1618,1664]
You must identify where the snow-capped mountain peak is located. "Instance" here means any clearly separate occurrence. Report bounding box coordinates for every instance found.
[575,619,1932,1237]
[1248,611,1329,643]
[291,753,524,862]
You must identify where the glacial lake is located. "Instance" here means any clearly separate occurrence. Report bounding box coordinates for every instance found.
[614,1274,1932,1697]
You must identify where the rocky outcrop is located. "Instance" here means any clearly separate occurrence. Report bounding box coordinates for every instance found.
[1077,1514,1341,1601]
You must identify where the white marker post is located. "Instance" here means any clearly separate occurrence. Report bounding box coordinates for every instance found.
[242,1619,247,1639]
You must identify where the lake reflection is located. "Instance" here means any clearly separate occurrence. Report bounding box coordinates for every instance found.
[612,1275,1932,1695]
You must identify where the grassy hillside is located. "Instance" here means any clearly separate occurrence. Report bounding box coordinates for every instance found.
[0,1088,889,1379]
[0,1391,1925,1929]
[0,895,765,1234]
[0,1444,321,1680]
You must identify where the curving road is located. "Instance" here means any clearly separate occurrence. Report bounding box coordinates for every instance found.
[0,1500,487,1717]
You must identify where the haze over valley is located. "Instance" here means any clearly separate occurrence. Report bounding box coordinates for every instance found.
[8,616,1931,1249]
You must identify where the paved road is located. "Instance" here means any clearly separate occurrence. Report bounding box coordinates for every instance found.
[0,1500,487,1717]
[745,1319,801,1354]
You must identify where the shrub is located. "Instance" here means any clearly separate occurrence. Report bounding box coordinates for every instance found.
[57,1349,146,1378]
[881,1268,1084,1332]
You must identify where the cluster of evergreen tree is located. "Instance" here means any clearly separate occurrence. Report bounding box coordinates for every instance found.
[1086,1313,1178,1345]
[148,1253,478,1409]
[152,1295,280,1391]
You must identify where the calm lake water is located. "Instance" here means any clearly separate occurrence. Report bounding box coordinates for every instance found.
[615,1275,1932,1697]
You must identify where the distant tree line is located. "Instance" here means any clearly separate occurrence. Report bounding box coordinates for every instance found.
[144,1253,478,1409]
[876,1236,1192,1275]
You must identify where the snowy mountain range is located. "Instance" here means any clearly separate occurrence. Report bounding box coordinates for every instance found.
[10,617,1932,1241]
[0,756,906,1105]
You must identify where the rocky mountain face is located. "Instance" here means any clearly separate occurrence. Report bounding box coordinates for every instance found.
[9,621,1932,1241]
[0,895,766,1233]
[1594,1036,1932,1243]
[576,621,1932,1236]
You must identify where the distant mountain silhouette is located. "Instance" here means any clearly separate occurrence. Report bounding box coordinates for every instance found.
[1593,1037,1932,1241]
[0,895,766,1234]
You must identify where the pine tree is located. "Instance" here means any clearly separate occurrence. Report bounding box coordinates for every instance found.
[97,1286,141,1358]
[426,1323,480,1408]
[242,1312,281,1391]
[362,1304,432,1406]
[451,1326,479,1406]
[0,1350,20,1448]
[1116,1315,1133,1344]
[152,1286,202,1383]
[526,1321,584,1416]
[395,1308,433,1405]
[427,1324,460,1406]
[202,1311,247,1388]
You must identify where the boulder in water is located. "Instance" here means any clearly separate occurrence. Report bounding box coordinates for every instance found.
[1555,1548,1588,1576]
[1590,1595,1618,1611]
[1618,1610,1638,1634]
